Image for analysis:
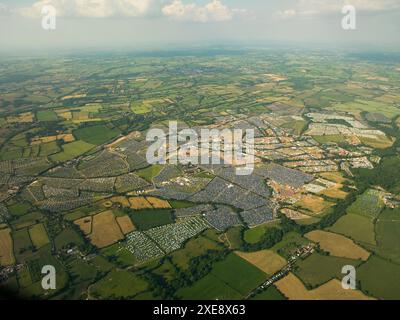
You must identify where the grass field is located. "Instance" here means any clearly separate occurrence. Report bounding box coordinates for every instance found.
[170,234,223,270]
[12,228,33,258]
[0,228,15,266]
[250,285,286,300]
[312,135,347,145]
[101,243,136,267]
[275,273,373,300]
[131,102,152,114]
[177,273,242,300]
[305,230,370,261]
[89,270,148,299]
[294,253,362,288]
[328,213,376,246]
[169,200,196,209]
[28,224,50,249]
[235,250,287,275]
[8,202,31,216]
[36,110,58,121]
[68,259,98,284]
[375,208,400,263]
[89,211,124,248]
[281,120,307,135]
[330,99,400,118]
[136,165,163,182]
[39,141,60,156]
[359,135,394,149]
[225,226,244,250]
[271,231,309,259]
[129,209,174,231]
[243,221,281,244]
[209,253,267,296]
[73,125,120,146]
[357,255,400,300]
[50,140,95,162]
[346,189,384,218]
[54,228,84,251]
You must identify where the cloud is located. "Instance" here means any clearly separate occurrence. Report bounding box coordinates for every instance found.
[277,0,400,19]
[19,0,158,18]
[162,0,241,22]
[18,0,243,22]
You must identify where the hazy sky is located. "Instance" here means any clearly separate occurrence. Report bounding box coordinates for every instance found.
[0,0,399,52]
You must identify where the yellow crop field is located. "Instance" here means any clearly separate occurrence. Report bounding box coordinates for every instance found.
[275,273,373,300]
[56,111,73,120]
[109,196,131,207]
[319,172,348,184]
[296,195,334,214]
[116,216,135,235]
[235,250,286,275]
[7,112,34,123]
[74,216,92,235]
[128,197,153,210]
[89,211,124,248]
[146,197,171,209]
[58,134,75,142]
[319,187,348,199]
[305,230,370,260]
[0,228,15,266]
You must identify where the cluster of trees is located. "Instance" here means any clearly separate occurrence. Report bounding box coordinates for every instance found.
[240,228,284,252]
[144,250,229,299]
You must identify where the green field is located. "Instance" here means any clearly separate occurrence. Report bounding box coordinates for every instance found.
[244,222,280,244]
[54,228,84,251]
[177,273,242,300]
[375,208,400,263]
[178,253,267,299]
[29,224,50,249]
[250,285,286,300]
[281,120,307,135]
[136,165,163,182]
[346,189,384,218]
[73,125,120,146]
[101,243,136,267]
[50,140,95,162]
[89,270,148,299]
[330,100,400,118]
[8,202,31,216]
[36,110,58,121]
[129,209,174,230]
[294,253,362,288]
[357,255,400,300]
[271,231,309,259]
[12,229,33,258]
[312,135,348,144]
[68,259,98,284]
[39,141,60,157]
[328,213,376,246]
[170,233,223,270]
[210,253,267,296]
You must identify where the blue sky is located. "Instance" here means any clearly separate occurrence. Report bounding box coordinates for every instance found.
[0,0,399,51]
